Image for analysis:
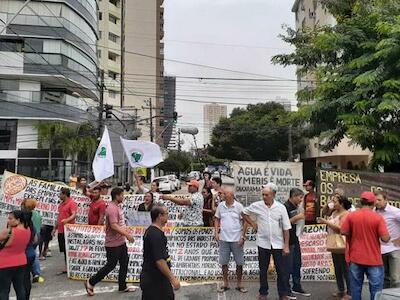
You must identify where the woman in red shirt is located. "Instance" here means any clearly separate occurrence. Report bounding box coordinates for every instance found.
[0,210,31,300]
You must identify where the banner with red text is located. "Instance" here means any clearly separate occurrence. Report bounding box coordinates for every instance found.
[65,224,334,282]
[0,171,187,227]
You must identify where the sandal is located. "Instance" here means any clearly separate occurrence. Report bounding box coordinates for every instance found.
[217,286,230,293]
[84,280,94,296]
[236,287,248,293]
[119,286,137,293]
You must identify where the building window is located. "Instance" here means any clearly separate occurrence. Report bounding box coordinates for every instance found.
[99,31,102,39]
[108,51,118,61]
[109,90,117,98]
[97,49,101,58]
[108,32,119,43]
[0,120,17,150]
[108,71,118,80]
[109,14,118,24]
[0,40,24,52]
[99,12,102,20]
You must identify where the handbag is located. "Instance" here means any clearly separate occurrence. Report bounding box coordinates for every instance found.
[326,233,346,253]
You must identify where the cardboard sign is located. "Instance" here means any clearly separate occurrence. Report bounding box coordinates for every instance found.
[232,161,303,205]
[318,168,400,208]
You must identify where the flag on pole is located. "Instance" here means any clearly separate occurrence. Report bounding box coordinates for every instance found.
[120,137,163,168]
[92,126,114,181]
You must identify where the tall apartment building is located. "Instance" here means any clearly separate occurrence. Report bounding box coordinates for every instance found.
[292,0,371,175]
[203,103,227,145]
[0,0,98,181]
[121,0,164,144]
[97,0,121,107]
[163,76,177,149]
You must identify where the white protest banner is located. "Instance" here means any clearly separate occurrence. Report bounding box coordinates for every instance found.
[232,161,303,204]
[65,224,334,283]
[0,171,188,226]
[92,126,114,182]
[120,137,163,168]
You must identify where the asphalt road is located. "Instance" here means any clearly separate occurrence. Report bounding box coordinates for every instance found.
[22,248,371,300]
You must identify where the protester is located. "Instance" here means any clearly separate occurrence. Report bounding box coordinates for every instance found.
[318,195,352,300]
[124,183,132,195]
[39,224,53,260]
[22,198,45,284]
[203,171,212,189]
[242,184,292,300]
[140,204,180,299]
[341,191,390,300]
[214,189,248,294]
[375,190,400,288]
[134,173,149,194]
[23,210,37,299]
[284,188,310,298]
[0,210,31,300]
[84,187,136,296]
[303,180,318,224]
[211,176,223,206]
[161,180,204,226]
[99,183,110,196]
[77,177,87,193]
[202,187,215,227]
[52,187,77,275]
[88,186,106,225]
[138,192,155,212]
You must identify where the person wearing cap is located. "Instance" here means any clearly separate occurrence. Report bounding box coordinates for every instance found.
[160,180,204,226]
[242,183,292,300]
[303,180,318,225]
[374,190,400,288]
[341,191,390,300]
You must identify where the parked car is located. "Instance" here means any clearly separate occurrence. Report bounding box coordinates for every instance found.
[153,176,175,193]
[188,171,201,181]
[168,174,181,190]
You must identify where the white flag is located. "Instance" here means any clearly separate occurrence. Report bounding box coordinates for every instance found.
[92,126,114,181]
[120,137,163,168]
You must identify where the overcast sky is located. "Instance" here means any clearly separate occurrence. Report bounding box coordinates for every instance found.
[164,0,297,149]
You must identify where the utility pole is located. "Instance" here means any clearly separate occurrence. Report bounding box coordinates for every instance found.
[288,124,293,162]
[98,69,105,137]
[120,0,125,108]
[149,98,154,142]
[178,128,181,152]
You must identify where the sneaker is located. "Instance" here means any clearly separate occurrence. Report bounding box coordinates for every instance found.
[292,288,311,297]
[32,275,44,284]
[287,293,297,300]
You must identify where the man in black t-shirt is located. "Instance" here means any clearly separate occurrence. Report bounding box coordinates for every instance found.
[140,204,180,300]
[284,188,311,298]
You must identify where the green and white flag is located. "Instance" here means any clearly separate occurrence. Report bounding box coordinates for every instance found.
[92,126,114,181]
[120,137,163,168]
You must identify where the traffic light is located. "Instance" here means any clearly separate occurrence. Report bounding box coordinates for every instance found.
[173,111,178,122]
[104,104,113,119]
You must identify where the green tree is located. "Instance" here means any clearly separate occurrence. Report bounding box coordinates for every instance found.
[209,102,305,161]
[158,151,192,173]
[273,0,400,168]
[36,121,97,180]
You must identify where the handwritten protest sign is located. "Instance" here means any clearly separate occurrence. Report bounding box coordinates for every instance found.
[318,168,400,208]
[232,161,303,204]
[0,171,188,226]
[65,224,333,282]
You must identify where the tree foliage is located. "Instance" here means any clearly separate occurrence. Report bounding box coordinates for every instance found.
[209,102,305,161]
[158,151,192,173]
[36,121,97,178]
[273,0,400,167]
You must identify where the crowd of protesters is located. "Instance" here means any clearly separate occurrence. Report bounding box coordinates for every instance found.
[0,172,399,300]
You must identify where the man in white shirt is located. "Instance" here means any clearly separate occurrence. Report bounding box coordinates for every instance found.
[242,184,292,300]
[214,188,248,294]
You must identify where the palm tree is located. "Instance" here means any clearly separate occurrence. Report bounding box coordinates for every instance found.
[36,121,98,180]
